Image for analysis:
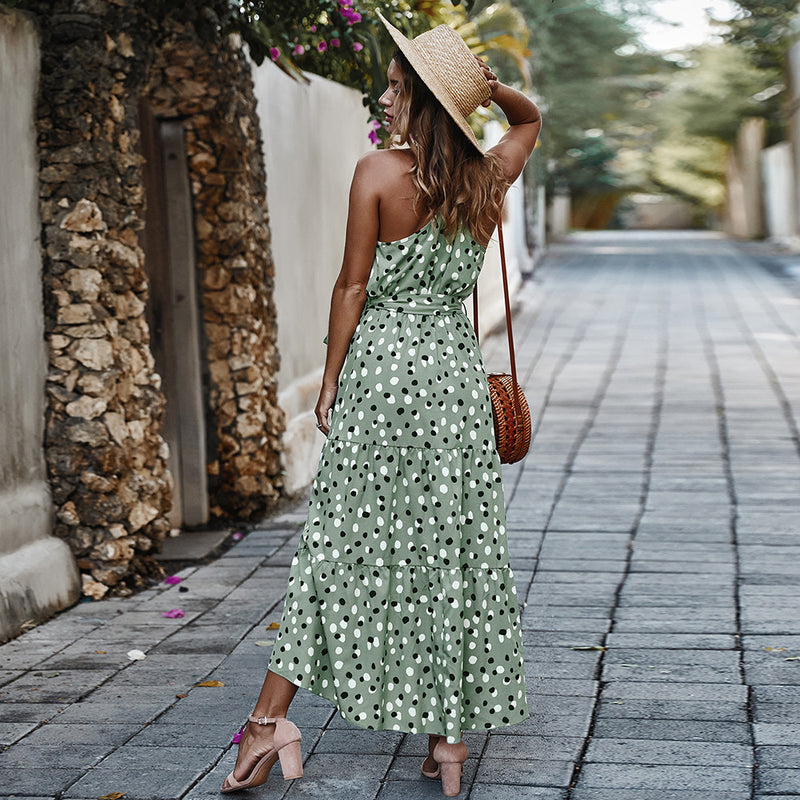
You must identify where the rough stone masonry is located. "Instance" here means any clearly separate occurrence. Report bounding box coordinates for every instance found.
[26,0,285,598]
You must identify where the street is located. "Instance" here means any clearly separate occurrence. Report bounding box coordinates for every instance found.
[2,230,800,800]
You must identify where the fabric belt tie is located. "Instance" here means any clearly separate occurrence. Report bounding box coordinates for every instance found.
[366,298,465,316]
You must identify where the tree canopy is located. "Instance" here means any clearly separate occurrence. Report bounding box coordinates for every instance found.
[507,0,668,197]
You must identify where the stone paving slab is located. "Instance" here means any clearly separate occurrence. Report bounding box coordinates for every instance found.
[573,763,752,792]
[62,746,224,799]
[591,717,752,743]
[571,791,751,800]
[757,770,800,794]
[0,767,85,796]
[584,737,753,766]
[4,232,800,797]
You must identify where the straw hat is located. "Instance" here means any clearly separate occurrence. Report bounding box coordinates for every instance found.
[376,9,491,154]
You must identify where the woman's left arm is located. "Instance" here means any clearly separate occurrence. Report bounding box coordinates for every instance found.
[315,153,382,435]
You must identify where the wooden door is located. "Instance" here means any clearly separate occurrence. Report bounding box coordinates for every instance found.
[139,103,209,527]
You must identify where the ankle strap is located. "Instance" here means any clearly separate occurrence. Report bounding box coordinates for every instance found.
[248,714,279,726]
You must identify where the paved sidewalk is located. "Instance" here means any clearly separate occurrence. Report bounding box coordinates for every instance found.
[3,230,800,800]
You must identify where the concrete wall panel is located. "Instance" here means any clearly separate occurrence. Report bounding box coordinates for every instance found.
[762,142,797,239]
[0,8,79,641]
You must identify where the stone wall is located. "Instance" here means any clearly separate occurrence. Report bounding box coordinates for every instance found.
[26,0,284,598]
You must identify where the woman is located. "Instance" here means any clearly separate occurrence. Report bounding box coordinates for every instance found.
[222,11,541,797]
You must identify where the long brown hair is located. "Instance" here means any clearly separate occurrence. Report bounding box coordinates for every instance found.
[391,48,508,244]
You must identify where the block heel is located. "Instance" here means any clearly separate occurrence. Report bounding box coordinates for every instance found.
[439,761,463,797]
[277,737,303,780]
[221,716,303,793]
[422,738,468,797]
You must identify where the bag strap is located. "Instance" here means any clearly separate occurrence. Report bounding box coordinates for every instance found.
[472,216,523,416]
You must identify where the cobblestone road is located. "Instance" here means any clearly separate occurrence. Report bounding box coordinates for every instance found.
[2,231,800,800]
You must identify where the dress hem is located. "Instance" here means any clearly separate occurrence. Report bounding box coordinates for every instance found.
[269,661,530,744]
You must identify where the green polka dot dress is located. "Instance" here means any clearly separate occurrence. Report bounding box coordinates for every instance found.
[270,218,529,742]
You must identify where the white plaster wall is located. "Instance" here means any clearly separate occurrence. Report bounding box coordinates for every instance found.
[253,68,373,492]
[788,42,800,237]
[762,142,797,239]
[473,120,525,342]
[549,194,572,239]
[535,185,547,258]
[0,8,80,641]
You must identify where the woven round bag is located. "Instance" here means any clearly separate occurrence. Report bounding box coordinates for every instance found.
[488,372,531,464]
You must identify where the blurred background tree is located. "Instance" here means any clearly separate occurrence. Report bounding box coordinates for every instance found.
[501,0,668,225]
[611,0,791,224]
[724,0,798,70]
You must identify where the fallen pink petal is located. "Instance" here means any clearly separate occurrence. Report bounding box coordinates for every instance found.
[164,575,181,585]
[161,608,185,618]
[232,532,244,541]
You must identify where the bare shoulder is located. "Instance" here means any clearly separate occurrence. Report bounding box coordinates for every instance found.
[356,147,414,178]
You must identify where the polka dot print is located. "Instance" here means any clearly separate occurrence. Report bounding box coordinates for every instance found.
[270,219,529,743]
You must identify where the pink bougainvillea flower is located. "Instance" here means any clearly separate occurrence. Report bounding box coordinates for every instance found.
[372,118,383,129]
[331,38,340,47]
[292,44,305,56]
[232,532,244,541]
[352,41,364,52]
[368,129,380,145]
[310,25,317,32]
[318,40,327,53]
[338,0,353,7]
[270,47,280,62]
[342,9,362,23]
[161,608,185,618]
[164,575,181,585]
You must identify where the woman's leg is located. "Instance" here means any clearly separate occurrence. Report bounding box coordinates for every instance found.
[229,670,299,782]
[252,669,299,718]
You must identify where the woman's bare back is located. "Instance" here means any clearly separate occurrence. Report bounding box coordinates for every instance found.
[370,149,433,244]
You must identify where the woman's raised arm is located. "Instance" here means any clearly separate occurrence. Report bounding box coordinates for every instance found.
[477,60,542,184]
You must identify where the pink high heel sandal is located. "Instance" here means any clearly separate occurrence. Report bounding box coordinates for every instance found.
[421,738,468,796]
[221,715,303,793]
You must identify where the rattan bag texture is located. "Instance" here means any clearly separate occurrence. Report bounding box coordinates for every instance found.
[473,217,532,465]
[487,372,531,464]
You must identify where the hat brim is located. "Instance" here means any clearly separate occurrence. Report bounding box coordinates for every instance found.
[376,9,486,155]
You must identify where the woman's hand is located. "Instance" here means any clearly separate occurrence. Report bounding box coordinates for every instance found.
[475,56,499,107]
[314,381,338,436]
